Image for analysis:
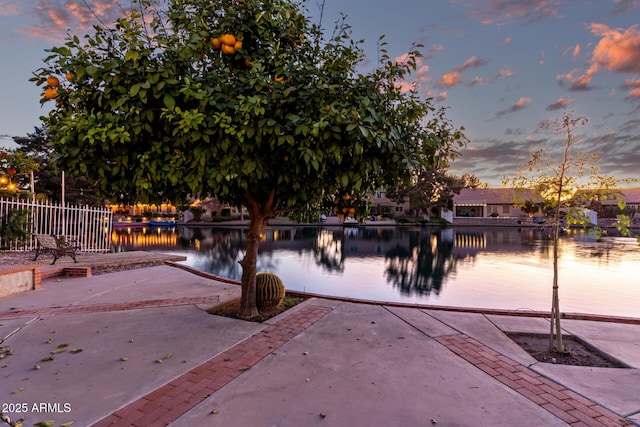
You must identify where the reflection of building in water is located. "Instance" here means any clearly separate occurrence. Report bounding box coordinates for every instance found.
[111,227,179,250]
[451,227,555,258]
[455,232,486,248]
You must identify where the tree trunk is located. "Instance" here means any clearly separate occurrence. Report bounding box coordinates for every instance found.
[237,189,276,319]
[238,211,264,319]
[549,217,565,353]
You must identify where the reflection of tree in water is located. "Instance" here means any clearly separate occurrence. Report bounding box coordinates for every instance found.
[313,229,345,272]
[189,228,247,279]
[384,230,458,296]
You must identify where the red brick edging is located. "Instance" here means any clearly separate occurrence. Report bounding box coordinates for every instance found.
[91,305,332,427]
[436,335,631,426]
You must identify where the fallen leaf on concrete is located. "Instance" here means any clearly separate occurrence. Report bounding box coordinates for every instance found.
[33,421,56,427]
[12,387,24,394]
[70,349,83,354]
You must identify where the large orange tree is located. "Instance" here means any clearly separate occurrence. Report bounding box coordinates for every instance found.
[35,0,466,318]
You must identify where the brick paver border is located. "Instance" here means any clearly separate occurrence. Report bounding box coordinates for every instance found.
[2,294,634,427]
[436,335,632,426]
[91,304,332,427]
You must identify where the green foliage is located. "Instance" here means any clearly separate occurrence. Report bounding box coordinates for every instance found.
[36,0,464,212]
[0,209,31,250]
[0,148,39,195]
[35,0,466,317]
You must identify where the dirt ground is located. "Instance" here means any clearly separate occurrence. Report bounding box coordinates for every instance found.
[507,333,628,368]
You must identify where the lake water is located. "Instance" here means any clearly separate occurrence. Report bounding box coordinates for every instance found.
[111,225,640,318]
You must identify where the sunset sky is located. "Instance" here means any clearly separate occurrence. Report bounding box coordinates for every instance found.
[1,0,639,187]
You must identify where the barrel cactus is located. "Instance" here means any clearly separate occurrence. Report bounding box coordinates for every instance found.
[256,272,286,311]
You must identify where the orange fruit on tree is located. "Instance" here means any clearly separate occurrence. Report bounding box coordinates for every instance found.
[8,167,16,175]
[221,44,236,55]
[220,34,236,46]
[211,37,221,49]
[44,87,58,100]
[65,71,76,81]
[234,40,243,50]
[46,76,60,87]
[244,58,252,68]
[274,76,284,83]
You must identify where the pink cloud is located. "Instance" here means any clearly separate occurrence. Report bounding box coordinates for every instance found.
[440,71,462,88]
[621,78,640,99]
[18,0,126,41]
[0,1,20,16]
[571,44,580,60]
[436,55,489,88]
[497,66,514,78]
[546,97,574,111]
[494,96,532,119]
[588,23,640,74]
[560,23,640,93]
[463,0,564,26]
[469,76,489,86]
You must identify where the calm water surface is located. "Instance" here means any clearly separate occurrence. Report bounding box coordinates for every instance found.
[111,225,640,318]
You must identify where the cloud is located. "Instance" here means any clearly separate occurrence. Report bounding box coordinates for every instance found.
[469,76,490,87]
[503,36,511,46]
[440,71,462,88]
[0,1,20,16]
[559,24,640,94]
[438,56,489,88]
[494,97,532,119]
[459,56,489,71]
[556,70,595,92]
[571,44,580,60]
[588,23,640,74]
[609,0,640,16]
[461,0,564,26]
[620,78,640,99]
[497,66,514,78]
[17,0,127,41]
[545,97,574,111]
[450,138,531,183]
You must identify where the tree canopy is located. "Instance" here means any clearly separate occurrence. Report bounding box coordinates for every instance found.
[35,0,466,317]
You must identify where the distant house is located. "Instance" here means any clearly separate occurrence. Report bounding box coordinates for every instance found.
[369,191,410,217]
[452,188,543,219]
[598,187,640,214]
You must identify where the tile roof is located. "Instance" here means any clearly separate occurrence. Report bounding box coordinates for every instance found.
[453,188,542,205]
[598,187,640,205]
